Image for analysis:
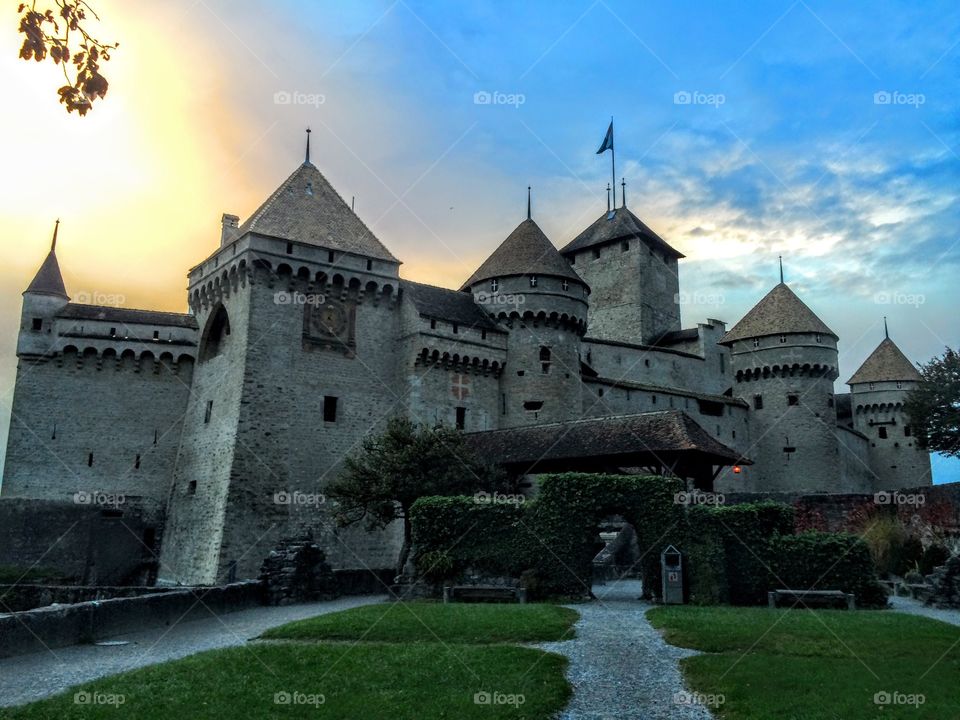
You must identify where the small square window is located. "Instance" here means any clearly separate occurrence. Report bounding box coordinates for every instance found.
[752,338,760,348]
[31,318,42,331]
[592,248,601,260]
[879,426,888,439]
[153,330,160,340]
[110,327,117,337]
[787,394,799,406]
[754,395,763,410]
[621,240,629,252]
[904,425,912,437]
[430,319,437,330]
[324,396,338,422]
[187,480,197,495]
[779,335,787,344]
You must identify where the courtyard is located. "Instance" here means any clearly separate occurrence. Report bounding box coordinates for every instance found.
[3,579,959,719]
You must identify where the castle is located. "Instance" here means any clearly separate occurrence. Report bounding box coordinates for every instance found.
[1,139,931,585]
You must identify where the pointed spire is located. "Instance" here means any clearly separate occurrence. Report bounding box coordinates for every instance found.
[526,186,531,220]
[25,220,69,298]
[621,177,626,208]
[884,316,889,339]
[779,255,784,283]
[304,127,311,165]
[606,183,611,213]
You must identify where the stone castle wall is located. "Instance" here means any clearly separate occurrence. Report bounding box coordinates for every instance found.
[566,235,680,345]
[2,348,193,529]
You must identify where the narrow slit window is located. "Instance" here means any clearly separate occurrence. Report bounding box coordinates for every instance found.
[324,396,338,422]
[204,400,213,424]
[455,407,466,430]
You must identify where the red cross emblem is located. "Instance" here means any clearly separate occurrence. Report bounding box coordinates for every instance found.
[451,374,471,401]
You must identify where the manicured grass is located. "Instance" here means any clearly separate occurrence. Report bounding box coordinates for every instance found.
[649,605,960,719]
[261,601,580,643]
[3,642,570,719]
[7,602,577,719]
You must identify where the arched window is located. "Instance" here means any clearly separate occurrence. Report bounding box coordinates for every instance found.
[199,305,231,362]
[539,346,551,374]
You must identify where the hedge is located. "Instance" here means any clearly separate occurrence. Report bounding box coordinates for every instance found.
[409,473,884,607]
[770,532,887,608]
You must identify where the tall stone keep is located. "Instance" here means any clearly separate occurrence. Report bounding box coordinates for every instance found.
[461,212,589,427]
[159,156,404,585]
[719,282,846,492]
[848,330,932,490]
[560,206,683,345]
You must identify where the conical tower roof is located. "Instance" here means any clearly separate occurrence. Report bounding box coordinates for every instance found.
[560,206,683,259]
[460,218,584,290]
[237,161,398,262]
[847,338,921,385]
[719,282,835,344]
[25,222,68,298]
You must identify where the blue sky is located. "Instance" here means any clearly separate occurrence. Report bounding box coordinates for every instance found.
[1,0,957,481]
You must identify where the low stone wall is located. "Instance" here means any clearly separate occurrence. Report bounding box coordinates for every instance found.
[0,585,172,613]
[726,481,960,535]
[0,581,262,659]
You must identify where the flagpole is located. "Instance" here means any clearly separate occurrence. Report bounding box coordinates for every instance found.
[610,117,616,210]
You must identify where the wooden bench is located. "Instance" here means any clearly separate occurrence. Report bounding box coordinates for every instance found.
[768,589,855,610]
[443,585,527,604]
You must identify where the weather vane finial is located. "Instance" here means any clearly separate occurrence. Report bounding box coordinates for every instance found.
[606,183,611,213]
[884,316,889,339]
[51,219,60,252]
[527,185,531,220]
[779,255,784,284]
[621,177,626,208]
[305,127,311,164]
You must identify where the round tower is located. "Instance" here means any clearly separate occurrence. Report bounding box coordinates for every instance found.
[461,199,589,427]
[847,323,932,490]
[719,281,842,492]
[18,220,70,358]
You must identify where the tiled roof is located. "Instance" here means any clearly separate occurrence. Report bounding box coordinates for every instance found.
[719,283,836,344]
[401,280,501,331]
[847,338,921,384]
[58,304,198,329]
[465,410,749,466]
[560,206,684,259]
[460,218,584,289]
[237,162,398,262]
[25,250,68,298]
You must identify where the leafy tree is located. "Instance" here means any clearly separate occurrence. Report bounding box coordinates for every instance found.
[904,347,960,458]
[327,416,506,577]
[17,2,118,115]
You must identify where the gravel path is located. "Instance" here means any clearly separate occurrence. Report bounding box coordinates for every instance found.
[537,580,714,720]
[888,595,960,627]
[0,594,385,708]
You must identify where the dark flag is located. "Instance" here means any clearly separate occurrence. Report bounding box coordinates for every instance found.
[596,121,614,154]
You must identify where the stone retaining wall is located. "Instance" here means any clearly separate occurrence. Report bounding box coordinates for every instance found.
[0,581,262,658]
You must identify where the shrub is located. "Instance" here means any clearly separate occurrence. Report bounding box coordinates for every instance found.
[770,532,887,608]
[859,513,908,577]
[892,535,924,577]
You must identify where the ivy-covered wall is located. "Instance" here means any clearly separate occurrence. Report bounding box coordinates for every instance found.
[410,473,886,607]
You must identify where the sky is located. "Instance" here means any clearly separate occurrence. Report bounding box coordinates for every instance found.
[0,0,957,480]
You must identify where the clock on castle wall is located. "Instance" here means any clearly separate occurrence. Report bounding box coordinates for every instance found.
[302,295,356,357]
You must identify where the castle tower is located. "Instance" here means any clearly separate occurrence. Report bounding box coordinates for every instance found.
[560,204,683,345]
[719,282,844,492]
[160,138,404,584]
[18,221,70,357]
[461,199,589,427]
[847,326,932,490]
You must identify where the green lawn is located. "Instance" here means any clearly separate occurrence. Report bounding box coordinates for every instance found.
[649,606,960,720]
[5,602,577,719]
[261,601,580,643]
